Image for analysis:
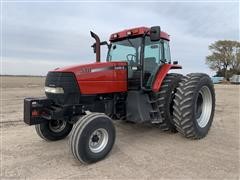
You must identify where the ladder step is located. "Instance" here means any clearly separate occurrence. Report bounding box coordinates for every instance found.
[150,110,159,114]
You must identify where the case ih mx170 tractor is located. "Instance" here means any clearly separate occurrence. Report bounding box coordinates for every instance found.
[24,26,215,164]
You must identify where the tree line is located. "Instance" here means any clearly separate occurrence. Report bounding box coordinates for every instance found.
[206,40,240,79]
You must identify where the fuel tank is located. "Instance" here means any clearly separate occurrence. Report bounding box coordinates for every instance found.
[52,61,128,95]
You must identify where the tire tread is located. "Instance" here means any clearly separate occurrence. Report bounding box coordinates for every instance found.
[172,73,214,139]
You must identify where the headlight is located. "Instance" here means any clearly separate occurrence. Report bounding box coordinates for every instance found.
[44,86,64,94]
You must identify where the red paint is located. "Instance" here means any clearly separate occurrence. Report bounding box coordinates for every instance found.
[152,64,182,92]
[53,61,128,95]
[110,27,170,41]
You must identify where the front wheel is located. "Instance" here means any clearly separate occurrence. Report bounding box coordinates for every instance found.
[35,120,73,141]
[173,73,215,139]
[69,113,115,164]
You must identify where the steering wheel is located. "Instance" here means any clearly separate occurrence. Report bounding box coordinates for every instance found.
[126,54,136,67]
[126,54,136,62]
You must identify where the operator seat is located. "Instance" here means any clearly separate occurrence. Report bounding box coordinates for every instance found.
[144,57,157,72]
[144,57,158,87]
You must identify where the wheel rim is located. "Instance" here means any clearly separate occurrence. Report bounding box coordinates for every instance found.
[49,120,67,133]
[89,128,109,153]
[196,86,212,128]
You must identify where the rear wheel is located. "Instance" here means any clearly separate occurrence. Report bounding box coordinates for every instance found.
[35,120,73,141]
[69,113,115,164]
[152,73,183,132]
[173,73,215,139]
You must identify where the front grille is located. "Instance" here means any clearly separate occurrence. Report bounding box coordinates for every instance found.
[45,72,80,105]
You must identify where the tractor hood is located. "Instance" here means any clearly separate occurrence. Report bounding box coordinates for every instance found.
[49,61,128,94]
[53,61,127,80]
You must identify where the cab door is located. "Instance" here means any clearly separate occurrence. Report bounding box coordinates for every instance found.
[143,39,163,88]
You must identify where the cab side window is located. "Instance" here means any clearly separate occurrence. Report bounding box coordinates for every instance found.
[143,41,162,87]
[144,43,162,64]
[163,40,171,62]
[144,43,162,72]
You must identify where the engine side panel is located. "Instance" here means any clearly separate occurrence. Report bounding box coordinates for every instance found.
[53,61,128,95]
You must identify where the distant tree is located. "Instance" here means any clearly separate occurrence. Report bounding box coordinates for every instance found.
[206,40,240,79]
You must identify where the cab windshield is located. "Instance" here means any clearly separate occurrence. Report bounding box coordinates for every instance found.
[107,37,142,65]
[107,36,168,65]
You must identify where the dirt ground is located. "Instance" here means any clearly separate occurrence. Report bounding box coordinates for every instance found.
[1,76,239,179]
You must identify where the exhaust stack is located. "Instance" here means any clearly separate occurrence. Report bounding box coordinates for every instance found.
[90,31,101,63]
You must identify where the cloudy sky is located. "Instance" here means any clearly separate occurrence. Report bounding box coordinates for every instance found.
[1,1,239,75]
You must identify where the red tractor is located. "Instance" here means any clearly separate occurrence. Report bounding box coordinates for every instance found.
[24,26,215,164]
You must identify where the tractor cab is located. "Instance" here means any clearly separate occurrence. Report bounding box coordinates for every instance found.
[89,26,181,93]
[107,27,171,90]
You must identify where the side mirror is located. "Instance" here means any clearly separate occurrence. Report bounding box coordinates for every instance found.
[150,26,161,41]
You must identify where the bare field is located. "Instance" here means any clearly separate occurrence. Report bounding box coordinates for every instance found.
[1,76,239,179]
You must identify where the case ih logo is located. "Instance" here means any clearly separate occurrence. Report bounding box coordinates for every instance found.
[114,66,126,70]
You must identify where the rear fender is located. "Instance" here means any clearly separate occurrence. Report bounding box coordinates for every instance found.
[152,64,182,92]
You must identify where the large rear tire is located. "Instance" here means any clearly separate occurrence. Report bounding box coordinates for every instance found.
[173,73,215,139]
[152,73,183,132]
[35,120,73,141]
[69,113,115,164]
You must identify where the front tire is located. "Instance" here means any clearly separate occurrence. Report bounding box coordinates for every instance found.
[35,120,73,141]
[173,73,215,139]
[69,113,115,164]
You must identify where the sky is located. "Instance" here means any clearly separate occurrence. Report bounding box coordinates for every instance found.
[1,1,239,76]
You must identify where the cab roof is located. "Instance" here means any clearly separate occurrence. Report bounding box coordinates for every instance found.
[109,26,170,42]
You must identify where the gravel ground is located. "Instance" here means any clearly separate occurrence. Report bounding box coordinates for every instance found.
[1,76,239,179]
